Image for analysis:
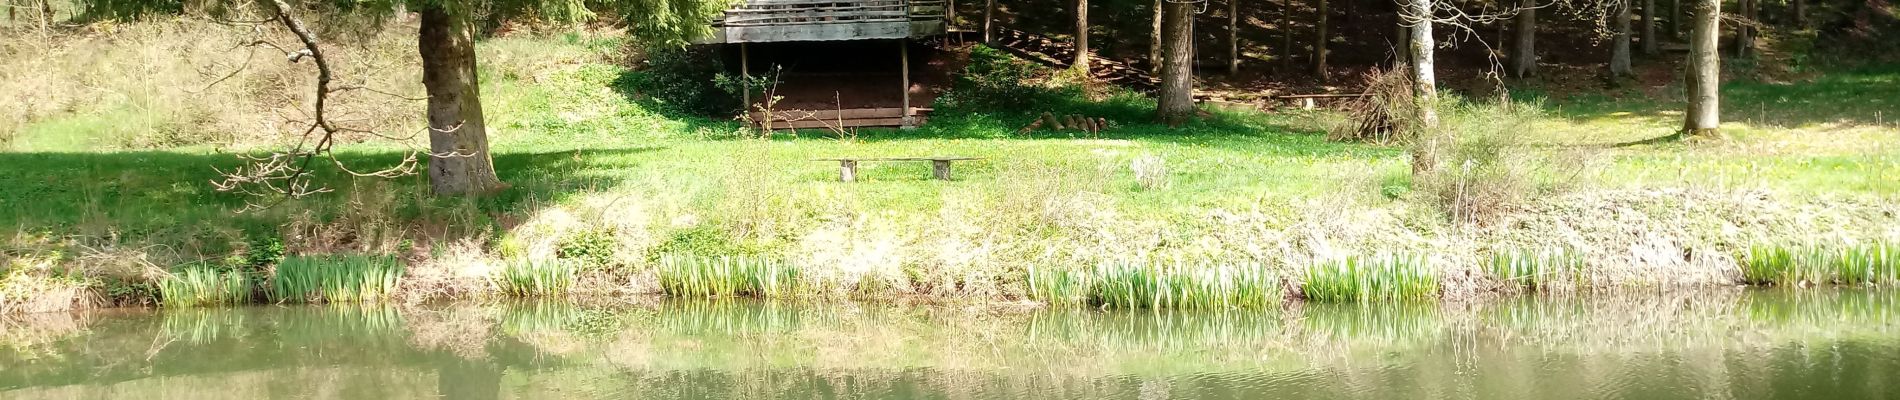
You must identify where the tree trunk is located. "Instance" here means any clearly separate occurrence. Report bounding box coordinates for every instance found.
[1408,0,1436,130]
[984,0,995,44]
[1406,0,1440,175]
[1611,0,1633,77]
[1670,0,1682,38]
[1735,0,1754,58]
[1395,24,1409,64]
[1281,0,1294,67]
[1316,0,1330,81]
[1229,0,1240,74]
[1511,0,1535,78]
[1793,0,1805,27]
[1642,0,1659,54]
[1074,0,1090,70]
[1157,0,1196,125]
[1683,0,1720,136]
[418,7,505,196]
[1152,0,1164,69]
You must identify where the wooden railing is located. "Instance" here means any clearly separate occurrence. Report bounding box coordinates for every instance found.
[714,0,943,27]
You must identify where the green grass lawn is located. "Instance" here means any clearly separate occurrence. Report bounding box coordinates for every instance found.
[1,31,1896,306]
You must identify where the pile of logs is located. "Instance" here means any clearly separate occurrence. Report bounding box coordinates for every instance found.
[1018,112,1111,135]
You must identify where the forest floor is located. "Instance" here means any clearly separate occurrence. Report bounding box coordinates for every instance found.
[1,20,1896,311]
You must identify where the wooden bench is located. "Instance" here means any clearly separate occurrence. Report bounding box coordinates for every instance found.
[815,157,980,182]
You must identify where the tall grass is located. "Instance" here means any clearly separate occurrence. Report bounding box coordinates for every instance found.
[495,259,577,297]
[1488,248,1586,291]
[1085,261,1281,309]
[1743,243,1899,286]
[1024,260,1280,309]
[1025,264,1088,304]
[268,254,404,303]
[158,265,251,307]
[657,254,800,298]
[1302,254,1439,302]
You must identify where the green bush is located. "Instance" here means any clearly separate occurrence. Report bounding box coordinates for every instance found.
[936,45,1056,115]
[617,46,738,116]
[556,229,617,269]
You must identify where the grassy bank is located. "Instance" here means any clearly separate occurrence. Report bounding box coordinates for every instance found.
[1,19,1898,313]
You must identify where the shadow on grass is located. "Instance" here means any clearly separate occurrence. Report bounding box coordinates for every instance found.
[0,147,661,248]
[1525,67,1900,129]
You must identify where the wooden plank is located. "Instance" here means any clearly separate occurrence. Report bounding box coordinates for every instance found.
[751,107,908,121]
[723,10,908,24]
[724,21,913,42]
[725,5,905,15]
[762,117,913,129]
[746,0,905,6]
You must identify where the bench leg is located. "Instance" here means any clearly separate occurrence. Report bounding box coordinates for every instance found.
[840,160,858,182]
[932,160,951,181]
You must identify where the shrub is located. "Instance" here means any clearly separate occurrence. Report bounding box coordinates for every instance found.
[1413,100,1541,224]
[269,254,403,303]
[617,46,738,116]
[555,229,618,269]
[1302,254,1439,302]
[936,45,1053,114]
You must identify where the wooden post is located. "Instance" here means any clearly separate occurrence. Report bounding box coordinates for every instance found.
[740,43,751,114]
[932,160,952,180]
[840,160,859,182]
[900,39,913,128]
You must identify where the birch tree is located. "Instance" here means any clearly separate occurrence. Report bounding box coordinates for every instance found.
[1075,0,1091,70]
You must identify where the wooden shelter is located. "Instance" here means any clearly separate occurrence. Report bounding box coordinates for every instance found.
[696,0,949,129]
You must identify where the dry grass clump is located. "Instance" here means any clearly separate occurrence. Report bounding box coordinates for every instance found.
[1130,154,1169,190]
[0,256,94,314]
[1329,65,1415,144]
[400,239,501,301]
[1486,190,1897,289]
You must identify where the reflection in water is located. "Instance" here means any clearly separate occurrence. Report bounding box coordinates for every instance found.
[0,289,1896,399]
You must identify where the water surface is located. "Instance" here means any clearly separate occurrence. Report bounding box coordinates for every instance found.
[1,289,1895,399]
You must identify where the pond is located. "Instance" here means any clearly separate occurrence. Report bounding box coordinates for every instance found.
[1,289,1896,399]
